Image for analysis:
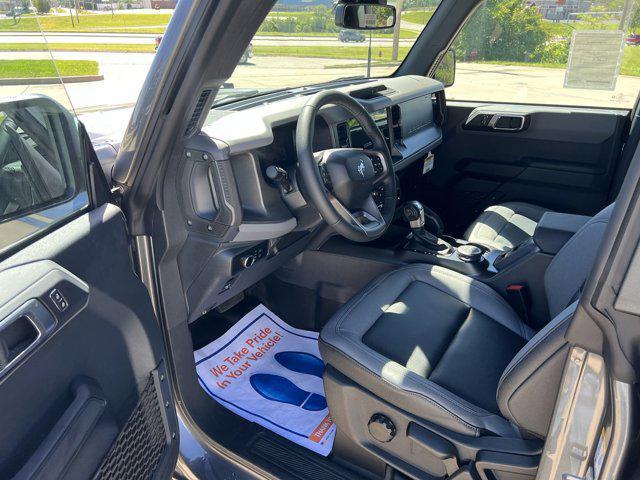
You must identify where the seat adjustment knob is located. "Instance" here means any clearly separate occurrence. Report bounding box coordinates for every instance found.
[368,414,396,443]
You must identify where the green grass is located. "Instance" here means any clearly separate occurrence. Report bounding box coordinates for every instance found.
[0,59,99,78]
[257,28,418,38]
[0,12,419,38]
[0,13,172,33]
[464,46,640,77]
[266,11,311,18]
[402,9,435,25]
[541,19,622,38]
[253,45,410,61]
[0,42,155,53]
[621,45,640,76]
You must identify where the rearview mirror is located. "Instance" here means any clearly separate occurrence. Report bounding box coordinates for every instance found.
[335,3,397,30]
[433,49,456,88]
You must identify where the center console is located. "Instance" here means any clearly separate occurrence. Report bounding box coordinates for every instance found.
[394,200,497,277]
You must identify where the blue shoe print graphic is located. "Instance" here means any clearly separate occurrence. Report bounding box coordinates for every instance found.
[250,374,327,411]
[274,351,325,378]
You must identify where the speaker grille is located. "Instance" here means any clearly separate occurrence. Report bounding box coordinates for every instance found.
[94,376,167,480]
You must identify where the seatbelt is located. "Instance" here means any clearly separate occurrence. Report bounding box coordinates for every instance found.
[506,284,530,323]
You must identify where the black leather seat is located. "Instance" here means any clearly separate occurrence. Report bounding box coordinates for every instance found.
[464,202,552,251]
[320,204,613,447]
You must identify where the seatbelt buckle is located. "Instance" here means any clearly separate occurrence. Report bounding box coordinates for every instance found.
[506,284,530,322]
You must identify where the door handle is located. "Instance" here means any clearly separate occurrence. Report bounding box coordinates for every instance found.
[0,299,56,375]
[489,114,526,132]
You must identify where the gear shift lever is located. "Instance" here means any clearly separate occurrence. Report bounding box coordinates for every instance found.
[402,201,448,252]
[402,201,426,229]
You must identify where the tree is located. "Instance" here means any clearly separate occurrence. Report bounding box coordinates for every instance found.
[34,0,51,14]
[454,0,549,63]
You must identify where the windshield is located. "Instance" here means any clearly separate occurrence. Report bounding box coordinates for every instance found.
[0,1,438,118]
[214,1,442,106]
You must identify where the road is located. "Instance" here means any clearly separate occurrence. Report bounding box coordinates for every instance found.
[0,31,415,48]
[1,50,639,116]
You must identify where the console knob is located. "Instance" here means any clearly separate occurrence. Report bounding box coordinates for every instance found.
[266,165,293,193]
[457,244,483,263]
[241,255,256,268]
[368,414,396,443]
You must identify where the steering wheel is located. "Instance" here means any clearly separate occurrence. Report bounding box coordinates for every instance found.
[296,90,397,242]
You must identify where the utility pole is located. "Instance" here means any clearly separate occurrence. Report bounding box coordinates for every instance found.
[392,0,404,61]
[619,0,633,30]
[367,30,372,77]
[68,0,74,27]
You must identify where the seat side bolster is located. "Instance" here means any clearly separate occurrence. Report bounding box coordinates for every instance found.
[319,339,520,438]
[496,303,576,438]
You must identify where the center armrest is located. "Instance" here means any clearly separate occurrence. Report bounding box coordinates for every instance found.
[534,211,591,255]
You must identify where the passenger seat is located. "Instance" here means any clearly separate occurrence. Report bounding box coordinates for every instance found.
[464,202,551,251]
[465,90,640,251]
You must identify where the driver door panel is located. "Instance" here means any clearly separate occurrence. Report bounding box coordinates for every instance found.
[0,196,178,478]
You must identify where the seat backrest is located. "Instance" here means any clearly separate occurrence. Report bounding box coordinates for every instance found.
[544,203,615,319]
[497,203,614,438]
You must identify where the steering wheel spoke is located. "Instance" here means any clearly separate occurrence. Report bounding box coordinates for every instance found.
[328,193,386,238]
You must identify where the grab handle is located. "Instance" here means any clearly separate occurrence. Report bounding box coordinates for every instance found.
[0,299,56,376]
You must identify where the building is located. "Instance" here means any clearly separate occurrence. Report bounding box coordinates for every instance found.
[530,0,593,21]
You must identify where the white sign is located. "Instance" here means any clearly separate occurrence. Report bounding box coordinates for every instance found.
[364,13,377,28]
[564,30,625,90]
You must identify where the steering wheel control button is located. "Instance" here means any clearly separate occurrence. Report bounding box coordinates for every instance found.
[49,288,68,312]
[368,414,396,443]
[369,155,384,176]
[457,244,483,263]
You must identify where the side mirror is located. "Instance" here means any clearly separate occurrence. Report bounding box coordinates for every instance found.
[433,49,456,88]
[335,3,397,30]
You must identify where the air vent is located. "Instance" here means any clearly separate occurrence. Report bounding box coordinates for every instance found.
[433,91,447,126]
[336,123,350,148]
[390,105,402,146]
[184,89,212,137]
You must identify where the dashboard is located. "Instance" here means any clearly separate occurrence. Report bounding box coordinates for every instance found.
[175,75,445,321]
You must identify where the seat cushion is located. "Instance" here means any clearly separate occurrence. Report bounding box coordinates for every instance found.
[465,202,551,251]
[319,264,534,438]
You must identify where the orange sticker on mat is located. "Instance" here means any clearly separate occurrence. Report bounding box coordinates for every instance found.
[309,415,334,443]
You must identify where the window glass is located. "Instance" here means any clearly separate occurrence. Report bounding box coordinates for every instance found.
[445,0,640,109]
[216,0,444,106]
[0,97,88,254]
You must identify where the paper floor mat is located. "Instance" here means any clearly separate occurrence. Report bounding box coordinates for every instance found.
[194,304,336,456]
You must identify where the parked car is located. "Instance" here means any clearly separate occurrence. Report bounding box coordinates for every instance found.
[627,33,640,45]
[339,29,366,42]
